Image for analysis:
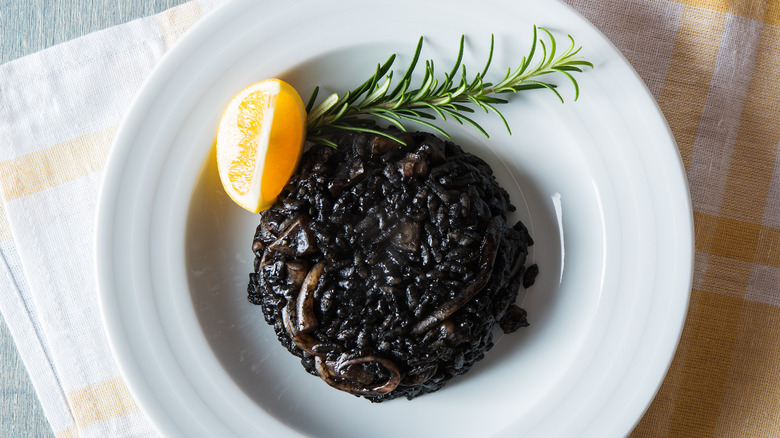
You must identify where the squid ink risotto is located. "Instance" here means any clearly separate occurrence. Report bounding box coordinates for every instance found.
[247,128,537,401]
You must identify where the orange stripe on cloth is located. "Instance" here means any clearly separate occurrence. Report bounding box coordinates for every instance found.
[694,210,719,254]
[695,211,780,269]
[631,291,780,437]
[674,0,730,13]
[729,0,772,24]
[710,216,762,264]
[156,1,202,50]
[65,376,140,431]
[701,254,754,299]
[0,126,116,202]
[711,298,780,436]
[768,1,780,26]
[667,290,743,436]
[671,0,777,24]
[54,425,77,438]
[657,6,727,171]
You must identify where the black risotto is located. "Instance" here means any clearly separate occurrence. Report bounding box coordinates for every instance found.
[247,128,537,402]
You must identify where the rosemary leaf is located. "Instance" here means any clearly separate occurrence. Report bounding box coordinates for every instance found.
[305,25,593,145]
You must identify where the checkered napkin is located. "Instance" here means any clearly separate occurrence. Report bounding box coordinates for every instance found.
[1,0,779,436]
[565,1,780,436]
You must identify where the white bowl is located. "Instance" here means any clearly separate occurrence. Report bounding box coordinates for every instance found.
[96,0,693,436]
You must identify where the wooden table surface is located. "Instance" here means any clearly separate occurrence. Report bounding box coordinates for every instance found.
[0,2,189,435]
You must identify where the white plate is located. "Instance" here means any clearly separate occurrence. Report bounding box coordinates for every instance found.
[96,0,693,436]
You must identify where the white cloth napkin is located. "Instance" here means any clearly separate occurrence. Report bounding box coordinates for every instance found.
[6,0,780,437]
[0,2,221,436]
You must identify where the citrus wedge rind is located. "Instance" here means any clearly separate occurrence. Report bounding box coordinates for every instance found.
[216,79,306,213]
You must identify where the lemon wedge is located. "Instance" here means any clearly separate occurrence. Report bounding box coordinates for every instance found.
[216,78,306,212]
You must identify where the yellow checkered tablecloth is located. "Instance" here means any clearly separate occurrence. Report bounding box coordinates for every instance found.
[564,0,780,436]
[0,0,779,436]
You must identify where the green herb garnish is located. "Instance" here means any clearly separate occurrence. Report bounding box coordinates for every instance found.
[304,26,593,148]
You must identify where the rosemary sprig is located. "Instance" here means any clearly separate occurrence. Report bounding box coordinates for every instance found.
[305,26,593,148]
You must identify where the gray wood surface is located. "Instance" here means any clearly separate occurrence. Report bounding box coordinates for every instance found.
[0,1,189,436]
